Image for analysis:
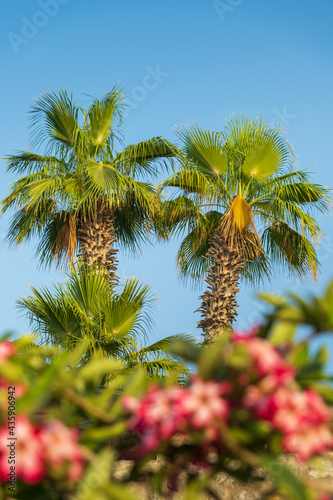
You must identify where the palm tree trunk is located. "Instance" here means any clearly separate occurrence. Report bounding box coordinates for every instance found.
[77,204,119,285]
[197,229,243,343]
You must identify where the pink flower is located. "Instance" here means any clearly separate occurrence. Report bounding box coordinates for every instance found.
[282,425,333,461]
[39,420,84,480]
[243,385,272,420]
[244,384,333,460]
[0,341,16,362]
[234,334,294,387]
[0,417,85,485]
[122,377,230,458]
[181,378,229,430]
[269,388,331,434]
[0,379,26,398]
[0,416,44,484]
[67,456,85,482]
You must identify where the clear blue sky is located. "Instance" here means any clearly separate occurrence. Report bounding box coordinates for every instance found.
[1,0,332,365]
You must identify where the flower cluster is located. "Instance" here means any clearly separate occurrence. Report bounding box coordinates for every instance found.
[0,416,85,484]
[234,330,295,388]
[235,331,333,461]
[244,385,333,460]
[123,329,333,464]
[122,377,230,458]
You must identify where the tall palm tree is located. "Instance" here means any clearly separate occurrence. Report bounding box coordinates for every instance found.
[17,265,190,381]
[1,87,176,284]
[160,116,331,342]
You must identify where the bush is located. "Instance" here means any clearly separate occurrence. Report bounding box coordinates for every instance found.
[1,282,333,499]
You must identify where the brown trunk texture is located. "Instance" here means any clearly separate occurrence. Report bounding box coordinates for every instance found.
[197,230,243,343]
[77,204,119,286]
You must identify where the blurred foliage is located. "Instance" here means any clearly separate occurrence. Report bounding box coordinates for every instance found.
[0,282,333,499]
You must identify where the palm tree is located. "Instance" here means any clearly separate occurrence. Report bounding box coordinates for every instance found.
[1,87,176,284]
[17,265,190,381]
[160,116,331,342]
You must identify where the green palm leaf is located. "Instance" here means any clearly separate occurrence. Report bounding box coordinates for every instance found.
[29,89,79,151]
[17,266,191,380]
[87,86,125,148]
[176,125,228,176]
[177,211,222,282]
[86,160,128,191]
[261,222,319,279]
[116,136,178,177]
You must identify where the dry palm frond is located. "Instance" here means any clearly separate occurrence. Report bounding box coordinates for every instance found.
[54,214,77,266]
[218,195,263,259]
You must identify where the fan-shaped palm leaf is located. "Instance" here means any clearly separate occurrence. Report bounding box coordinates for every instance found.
[17,266,190,380]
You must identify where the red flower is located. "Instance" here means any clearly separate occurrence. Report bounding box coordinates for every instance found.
[180,378,229,430]
[0,416,44,484]
[122,377,230,458]
[234,335,294,385]
[244,385,333,460]
[40,420,84,480]
[282,425,333,461]
[0,341,16,362]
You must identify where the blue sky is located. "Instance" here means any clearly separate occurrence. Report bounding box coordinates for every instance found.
[0,0,332,364]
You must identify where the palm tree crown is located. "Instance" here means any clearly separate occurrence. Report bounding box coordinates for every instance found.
[160,116,331,342]
[17,265,190,382]
[1,86,176,282]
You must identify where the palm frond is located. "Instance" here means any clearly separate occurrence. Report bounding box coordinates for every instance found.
[36,211,77,268]
[87,85,125,149]
[102,278,156,343]
[176,125,228,177]
[29,89,80,153]
[116,136,178,177]
[137,334,195,356]
[160,167,224,205]
[16,285,81,346]
[223,114,294,179]
[113,194,152,252]
[241,252,272,284]
[274,182,331,213]
[261,222,319,280]
[177,211,222,282]
[4,198,56,246]
[5,152,66,175]
[152,196,202,239]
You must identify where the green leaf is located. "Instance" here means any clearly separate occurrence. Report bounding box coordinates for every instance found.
[117,136,177,176]
[88,87,124,147]
[242,133,288,180]
[81,422,126,443]
[309,382,333,404]
[287,343,309,368]
[269,320,296,344]
[86,161,125,191]
[313,346,329,367]
[261,458,312,500]
[80,358,125,381]
[198,333,231,380]
[75,448,136,500]
[29,88,79,149]
[256,292,287,307]
[166,339,201,363]
[176,125,228,176]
